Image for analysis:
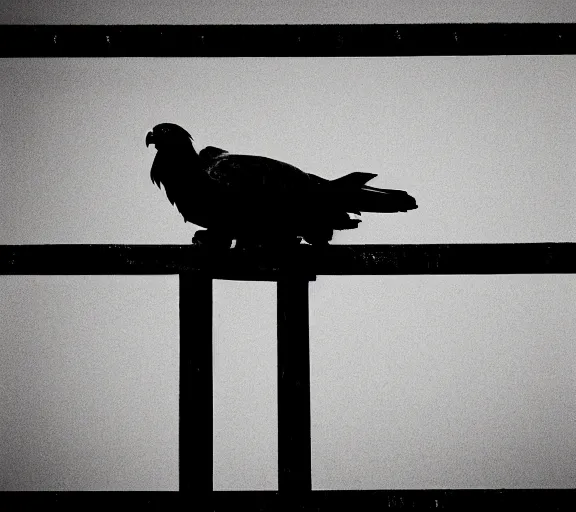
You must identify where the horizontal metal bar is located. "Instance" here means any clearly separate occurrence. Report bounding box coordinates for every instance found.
[1,24,575,57]
[0,243,575,277]
[213,489,576,510]
[0,489,574,508]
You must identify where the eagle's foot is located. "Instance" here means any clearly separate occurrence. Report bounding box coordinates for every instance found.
[192,230,233,249]
[302,228,333,246]
[234,236,303,251]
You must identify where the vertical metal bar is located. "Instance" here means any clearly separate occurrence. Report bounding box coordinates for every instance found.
[179,273,213,495]
[277,278,312,493]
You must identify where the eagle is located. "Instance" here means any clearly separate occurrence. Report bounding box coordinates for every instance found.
[146,123,417,248]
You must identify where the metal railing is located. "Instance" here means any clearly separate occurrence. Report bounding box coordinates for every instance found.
[2,243,576,508]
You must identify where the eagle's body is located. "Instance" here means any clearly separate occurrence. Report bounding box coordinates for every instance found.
[146,123,417,247]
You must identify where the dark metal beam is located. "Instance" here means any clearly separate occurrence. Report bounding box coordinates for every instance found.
[1,24,575,57]
[3,489,574,508]
[277,278,312,493]
[0,243,575,277]
[179,273,213,496]
[212,489,576,510]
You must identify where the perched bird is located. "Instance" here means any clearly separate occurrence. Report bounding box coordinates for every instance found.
[146,123,417,247]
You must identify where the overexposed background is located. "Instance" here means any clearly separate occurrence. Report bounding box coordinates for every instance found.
[1,1,575,490]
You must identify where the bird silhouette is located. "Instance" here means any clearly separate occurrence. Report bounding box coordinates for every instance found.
[146,123,417,248]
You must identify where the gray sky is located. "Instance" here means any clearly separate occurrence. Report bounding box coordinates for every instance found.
[1,1,576,492]
[1,0,575,24]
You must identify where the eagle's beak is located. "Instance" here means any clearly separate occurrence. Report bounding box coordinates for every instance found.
[145,131,154,148]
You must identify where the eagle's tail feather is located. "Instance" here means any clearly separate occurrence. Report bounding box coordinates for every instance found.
[354,186,418,213]
[330,172,418,213]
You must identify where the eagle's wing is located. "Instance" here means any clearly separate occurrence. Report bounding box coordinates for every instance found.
[202,154,313,195]
[199,146,229,160]
[193,154,321,233]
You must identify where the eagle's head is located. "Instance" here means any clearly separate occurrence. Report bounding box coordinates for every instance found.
[145,123,193,150]
[147,123,197,190]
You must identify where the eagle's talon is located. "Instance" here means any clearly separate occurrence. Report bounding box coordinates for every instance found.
[234,236,303,251]
[192,230,232,249]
